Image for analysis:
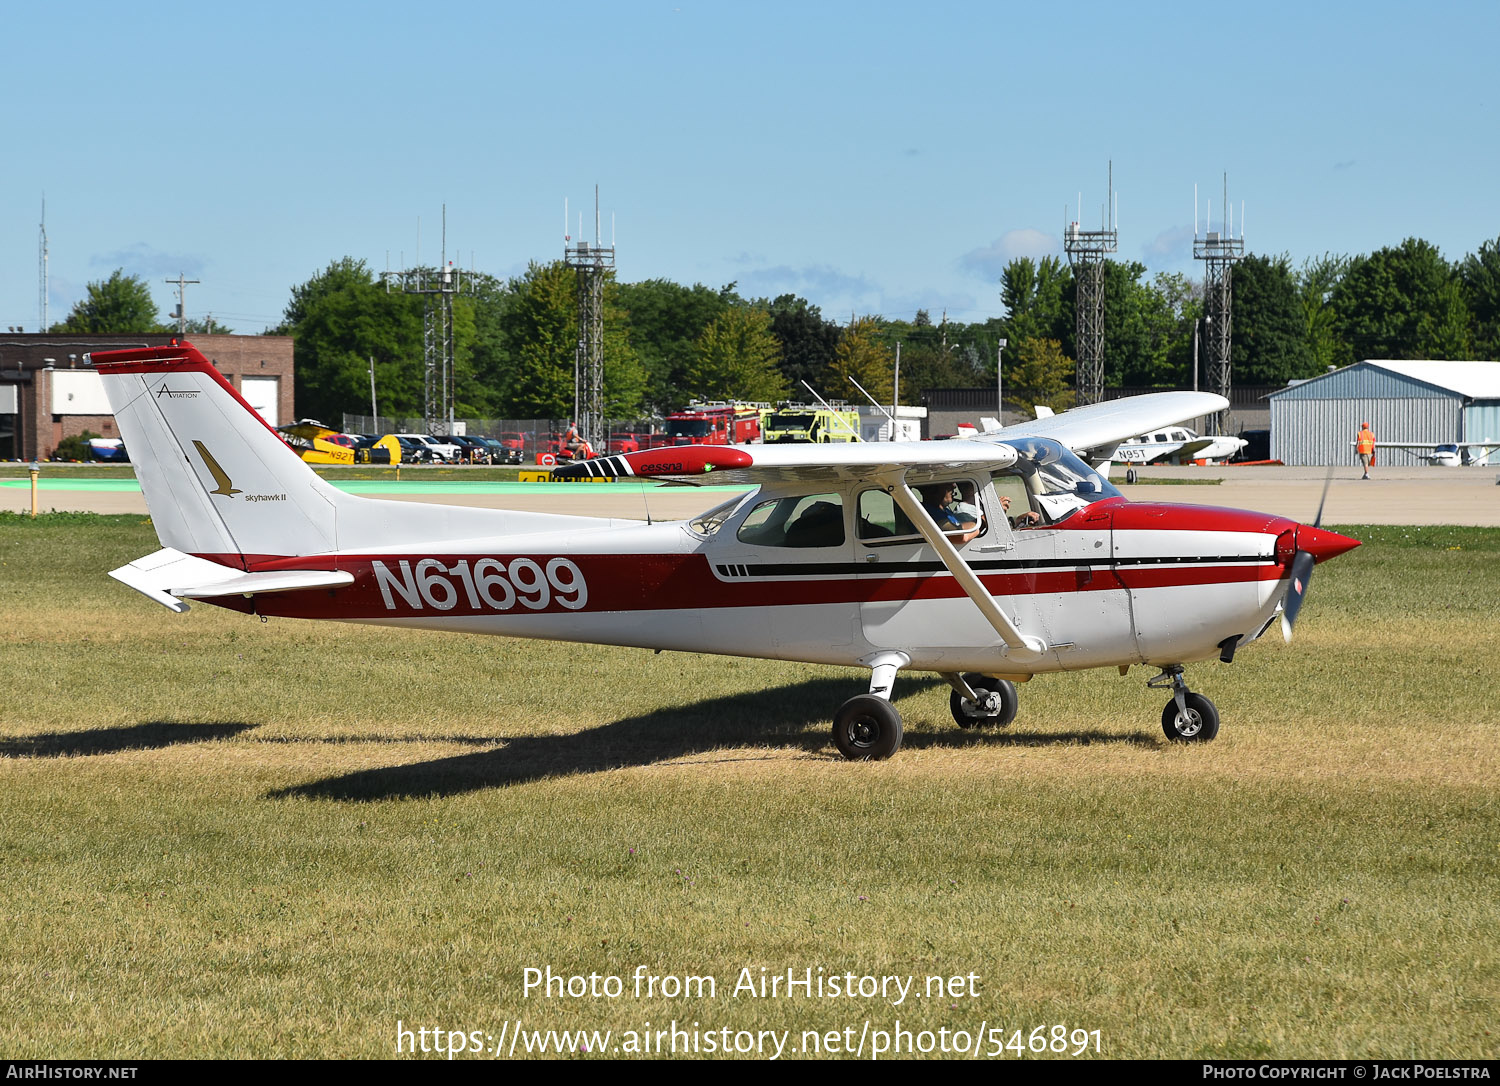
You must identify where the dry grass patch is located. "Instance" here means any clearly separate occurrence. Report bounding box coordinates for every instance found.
[0,514,1495,1058]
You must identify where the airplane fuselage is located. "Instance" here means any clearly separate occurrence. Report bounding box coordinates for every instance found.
[213,495,1313,677]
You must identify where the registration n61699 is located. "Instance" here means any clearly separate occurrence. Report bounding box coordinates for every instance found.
[371,558,588,612]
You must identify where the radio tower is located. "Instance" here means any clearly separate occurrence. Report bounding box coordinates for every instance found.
[1193,175,1245,436]
[1063,165,1118,406]
[383,206,473,434]
[38,198,48,333]
[564,186,614,451]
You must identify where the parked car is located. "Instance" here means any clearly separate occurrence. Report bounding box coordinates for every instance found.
[495,431,529,457]
[395,433,461,462]
[447,434,493,464]
[472,436,522,465]
[380,435,437,463]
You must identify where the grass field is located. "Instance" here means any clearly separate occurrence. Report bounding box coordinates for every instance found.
[1,514,1495,1059]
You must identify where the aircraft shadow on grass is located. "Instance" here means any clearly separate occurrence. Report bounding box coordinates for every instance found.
[271,677,1155,802]
[0,721,256,758]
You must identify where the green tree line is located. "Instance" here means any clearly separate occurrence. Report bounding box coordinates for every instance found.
[51,232,1500,422]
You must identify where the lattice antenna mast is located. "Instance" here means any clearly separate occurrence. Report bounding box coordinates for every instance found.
[1063,163,1119,405]
[1193,174,1245,436]
[563,185,615,450]
[38,197,48,333]
[382,205,474,434]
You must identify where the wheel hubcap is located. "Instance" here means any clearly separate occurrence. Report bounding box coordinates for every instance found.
[1176,709,1202,737]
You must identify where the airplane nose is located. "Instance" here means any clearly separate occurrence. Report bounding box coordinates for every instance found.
[1295,525,1361,563]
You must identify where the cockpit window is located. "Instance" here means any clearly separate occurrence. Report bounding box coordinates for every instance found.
[736,493,845,548]
[999,437,1121,522]
[856,478,988,545]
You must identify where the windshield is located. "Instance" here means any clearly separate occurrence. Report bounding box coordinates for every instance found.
[668,419,713,437]
[1002,437,1121,520]
[770,414,816,429]
[688,493,751,537]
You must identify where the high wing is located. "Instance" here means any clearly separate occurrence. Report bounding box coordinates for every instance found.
[554,390,1227,484]
[1357,440,1500,450]
[1352,440,1500,465]
[993,391,1227,466]
[553,439,1021,485]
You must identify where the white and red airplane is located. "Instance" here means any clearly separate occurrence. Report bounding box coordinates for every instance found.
[93,342,1359,760]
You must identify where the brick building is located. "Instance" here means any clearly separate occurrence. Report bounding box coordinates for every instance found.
[0,334,293,460]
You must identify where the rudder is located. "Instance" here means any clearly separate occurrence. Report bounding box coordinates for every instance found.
[91,342,341,564]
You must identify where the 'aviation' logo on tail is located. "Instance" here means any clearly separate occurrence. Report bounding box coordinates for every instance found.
[192,441,242,496]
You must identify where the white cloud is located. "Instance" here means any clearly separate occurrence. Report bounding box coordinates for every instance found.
[1143,224,1195,264]
[736,263,881,311]
[958,229,1059,281]
[93,243,206,278]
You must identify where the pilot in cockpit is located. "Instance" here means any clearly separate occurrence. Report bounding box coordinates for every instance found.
[918,482,982,545]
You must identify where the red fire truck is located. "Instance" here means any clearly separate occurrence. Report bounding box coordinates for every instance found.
[650,401,765,447]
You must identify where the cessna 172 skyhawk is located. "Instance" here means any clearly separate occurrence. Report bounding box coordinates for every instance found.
[94,342,1359,760]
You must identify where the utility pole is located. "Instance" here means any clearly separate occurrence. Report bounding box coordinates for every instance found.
[997,338,1007,420]
[38,197,48,333]
[165,273,200,335]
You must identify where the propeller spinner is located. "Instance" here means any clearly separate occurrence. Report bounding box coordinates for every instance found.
[1280,479,1361,641]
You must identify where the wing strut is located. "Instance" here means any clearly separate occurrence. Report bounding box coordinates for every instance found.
[887,479,1047,662]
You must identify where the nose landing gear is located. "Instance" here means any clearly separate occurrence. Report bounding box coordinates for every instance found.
[944,672,1019,729]
[1148,665,1220,742]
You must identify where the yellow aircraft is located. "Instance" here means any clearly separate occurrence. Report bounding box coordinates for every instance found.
[277,420,365,465]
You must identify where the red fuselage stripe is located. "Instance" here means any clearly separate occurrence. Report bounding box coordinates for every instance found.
[191,551,1283,620]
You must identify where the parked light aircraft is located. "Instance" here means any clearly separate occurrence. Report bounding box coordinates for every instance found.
[93,342,1359,760]
[1112,427,1247,465]
[1022,408,1245,480]
[1352,440,1500,467]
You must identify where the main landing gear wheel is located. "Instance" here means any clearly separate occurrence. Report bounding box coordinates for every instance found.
[1162,692,1220,742]
[1125,467,1139,485]
[949,674,1019,729]
[832,695,904,761]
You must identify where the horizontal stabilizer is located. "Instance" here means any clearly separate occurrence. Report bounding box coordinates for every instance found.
[110,548,351,611]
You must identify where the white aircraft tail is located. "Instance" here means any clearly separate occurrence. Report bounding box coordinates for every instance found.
[91,342,595,572]
[93,343,344,564]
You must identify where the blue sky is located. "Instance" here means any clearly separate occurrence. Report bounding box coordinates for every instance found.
[3,0,1496,334]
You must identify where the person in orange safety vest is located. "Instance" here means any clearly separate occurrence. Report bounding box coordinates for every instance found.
[1356,422,1376,480]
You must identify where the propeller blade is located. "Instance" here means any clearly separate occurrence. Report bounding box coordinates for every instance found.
[1312,465,1334,528]
[1280,550,1317,641]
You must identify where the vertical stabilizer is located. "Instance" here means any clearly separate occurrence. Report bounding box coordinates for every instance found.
[91,343,341,565]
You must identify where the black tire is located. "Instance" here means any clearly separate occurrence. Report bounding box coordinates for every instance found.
[1162,692,1220,742]
[949,674,1019,729]
[832,695,904,761]
[1125,467,1139,485]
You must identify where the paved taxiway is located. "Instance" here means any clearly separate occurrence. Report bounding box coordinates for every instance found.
[3,465,1497,525]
